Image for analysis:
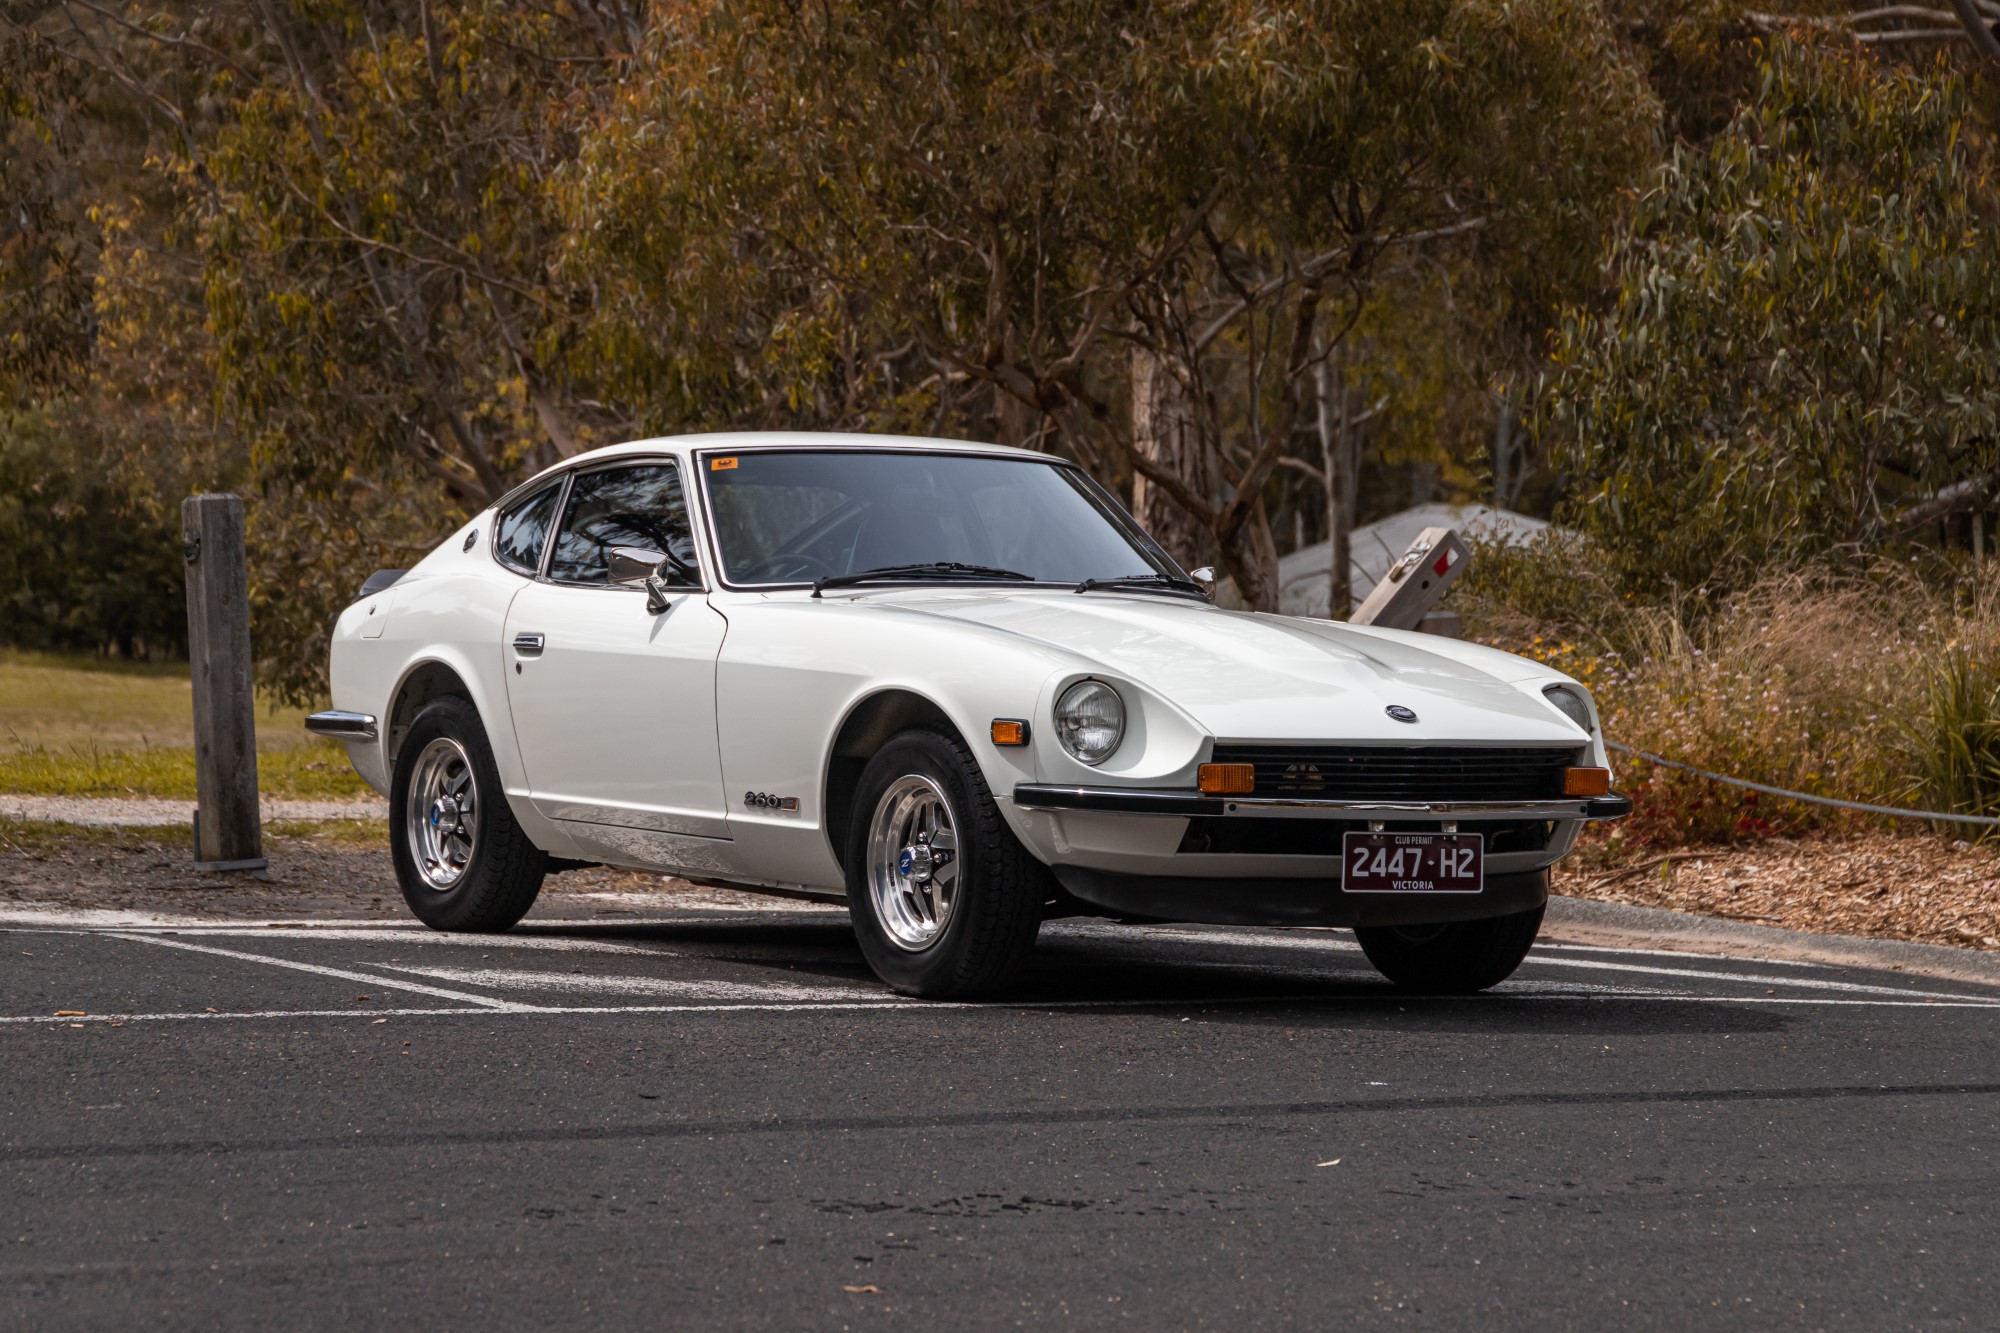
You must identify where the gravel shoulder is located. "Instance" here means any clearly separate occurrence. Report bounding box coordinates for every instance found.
[0,820,794,922]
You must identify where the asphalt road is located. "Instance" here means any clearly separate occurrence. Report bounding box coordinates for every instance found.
[5,906,1998,1329]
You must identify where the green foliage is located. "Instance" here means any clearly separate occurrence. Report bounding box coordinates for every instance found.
[1545,35,2000,599]
[0,415,185,659]
[564,0,1655,605]
[0,28,96,403]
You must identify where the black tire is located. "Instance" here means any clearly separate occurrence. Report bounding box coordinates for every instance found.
[1354,905,1545,993]
[389,695,547,932]
[844,728,1048,998]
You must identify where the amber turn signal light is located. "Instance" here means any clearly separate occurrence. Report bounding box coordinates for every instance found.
[1198,763,1256,795]
[1564,766,1611,797]
[990,719,1030,747]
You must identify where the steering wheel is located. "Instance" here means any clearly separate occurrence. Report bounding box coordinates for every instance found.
[742,553,835,582]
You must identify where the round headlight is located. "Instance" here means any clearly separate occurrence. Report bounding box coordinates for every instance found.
[1054,680,1125,765]
[1542,684,1594,733]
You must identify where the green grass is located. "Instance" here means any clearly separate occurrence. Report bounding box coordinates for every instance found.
[0,649,371,798]
[0,648,322,751]
[0,820,191,855]
[0,741,372,799]
[0,818,386,857]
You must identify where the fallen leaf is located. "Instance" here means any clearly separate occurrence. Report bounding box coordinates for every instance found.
[843,1285,881,1294]
[355,995,372,1002]
[203,1007,218,1013]
[372,1018,389,1024]
[1316,1159,1342,1167]
[54,1010,85,1017]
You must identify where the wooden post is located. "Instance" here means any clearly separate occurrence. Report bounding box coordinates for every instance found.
[182,494,266,871]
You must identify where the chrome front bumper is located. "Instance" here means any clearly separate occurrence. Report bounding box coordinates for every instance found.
[1011,783,1632,821]
[304,710,379,741]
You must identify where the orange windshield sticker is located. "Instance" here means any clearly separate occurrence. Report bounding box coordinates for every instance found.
[710,456,738,471]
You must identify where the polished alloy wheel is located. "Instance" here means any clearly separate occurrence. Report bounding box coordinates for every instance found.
[865,773,960,950]
[405,736,478,890]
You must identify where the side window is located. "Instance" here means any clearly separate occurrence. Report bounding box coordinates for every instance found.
[546,463,698,586]
[494,483,563,576]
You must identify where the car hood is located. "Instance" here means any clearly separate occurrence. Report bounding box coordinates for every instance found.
[865,589,1584,745]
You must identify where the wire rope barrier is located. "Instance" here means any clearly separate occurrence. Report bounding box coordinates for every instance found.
[1605,740,2000,828]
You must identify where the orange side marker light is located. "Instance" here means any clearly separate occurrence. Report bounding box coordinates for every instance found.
[1198,763,1256,795]
[990,719,1030,747]
[1564,766,1612,797]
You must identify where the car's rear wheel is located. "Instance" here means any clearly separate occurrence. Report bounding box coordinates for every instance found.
[390,695,546,931]
[1353,905,1544,993]
[845,729,1046,998]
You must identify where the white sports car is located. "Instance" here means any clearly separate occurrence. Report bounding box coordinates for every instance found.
[310,433,1628,997]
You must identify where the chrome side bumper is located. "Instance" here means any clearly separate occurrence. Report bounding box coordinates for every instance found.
[304,710,379,741]
[1012,784,1632,821]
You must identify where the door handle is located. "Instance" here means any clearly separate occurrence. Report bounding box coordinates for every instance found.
[512,632,546,656]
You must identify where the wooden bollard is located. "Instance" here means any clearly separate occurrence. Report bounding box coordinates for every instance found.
[182,494,266,871]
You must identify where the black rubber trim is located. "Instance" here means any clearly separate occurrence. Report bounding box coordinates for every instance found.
[1585,792,1634,819]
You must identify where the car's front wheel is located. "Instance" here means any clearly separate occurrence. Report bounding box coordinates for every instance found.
[845,729,1047,998]
[389,695,547,931]
[1354,905,1544,993]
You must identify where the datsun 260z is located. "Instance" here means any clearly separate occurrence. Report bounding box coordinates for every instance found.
[309,434,1629,997]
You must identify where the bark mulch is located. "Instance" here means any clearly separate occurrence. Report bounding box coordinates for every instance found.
[1556,831,2000,952]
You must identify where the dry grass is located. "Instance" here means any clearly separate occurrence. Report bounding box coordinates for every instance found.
[1466,557,2000,850]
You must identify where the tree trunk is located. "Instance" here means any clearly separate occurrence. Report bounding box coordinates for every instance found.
[1130,345,1210,571]
[1214,497,1282,611]
[1315,359,1358,617]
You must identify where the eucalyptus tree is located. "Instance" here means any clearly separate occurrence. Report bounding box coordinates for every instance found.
[1544,35,2000,598]
[565,0,1654,608]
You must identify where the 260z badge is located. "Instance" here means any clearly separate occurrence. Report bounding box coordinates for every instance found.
[744,791,799,811]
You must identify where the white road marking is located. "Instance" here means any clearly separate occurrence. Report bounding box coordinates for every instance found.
[368,963,877,1002]
[1061,922,1994,1001]
[103,933,519,1009]
[130,928,682,957]
[11,922,1997,1017]
[1515,954,1989,1002]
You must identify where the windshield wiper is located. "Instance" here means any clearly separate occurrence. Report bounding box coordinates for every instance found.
[812,562,1036,597]
[1074,572,1208,599]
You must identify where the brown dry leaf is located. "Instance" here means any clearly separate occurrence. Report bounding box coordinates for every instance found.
[843,1284,881,1294]
[54,1009,85,1017]
[1558,832,2000,950]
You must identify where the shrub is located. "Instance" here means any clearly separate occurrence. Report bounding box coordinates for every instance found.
[0,414,186,660]
[1899,646,2000,835]
[1460,551,1998,849]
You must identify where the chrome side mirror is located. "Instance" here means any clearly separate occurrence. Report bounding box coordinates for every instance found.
[1188,566,1217,600]
[608,547,667,587]
[609,546,697,614]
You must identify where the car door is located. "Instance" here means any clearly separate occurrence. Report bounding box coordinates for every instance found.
[502,459,730,839]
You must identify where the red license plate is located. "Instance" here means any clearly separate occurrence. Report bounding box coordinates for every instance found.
[1341,832,1483,893]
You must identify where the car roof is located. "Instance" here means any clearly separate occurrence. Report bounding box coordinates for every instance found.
[489,431,1051,511]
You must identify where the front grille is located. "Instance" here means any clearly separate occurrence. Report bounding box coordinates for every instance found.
[1208,744,1581,803]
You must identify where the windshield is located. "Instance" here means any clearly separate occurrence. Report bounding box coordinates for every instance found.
[699,449,1183,587]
